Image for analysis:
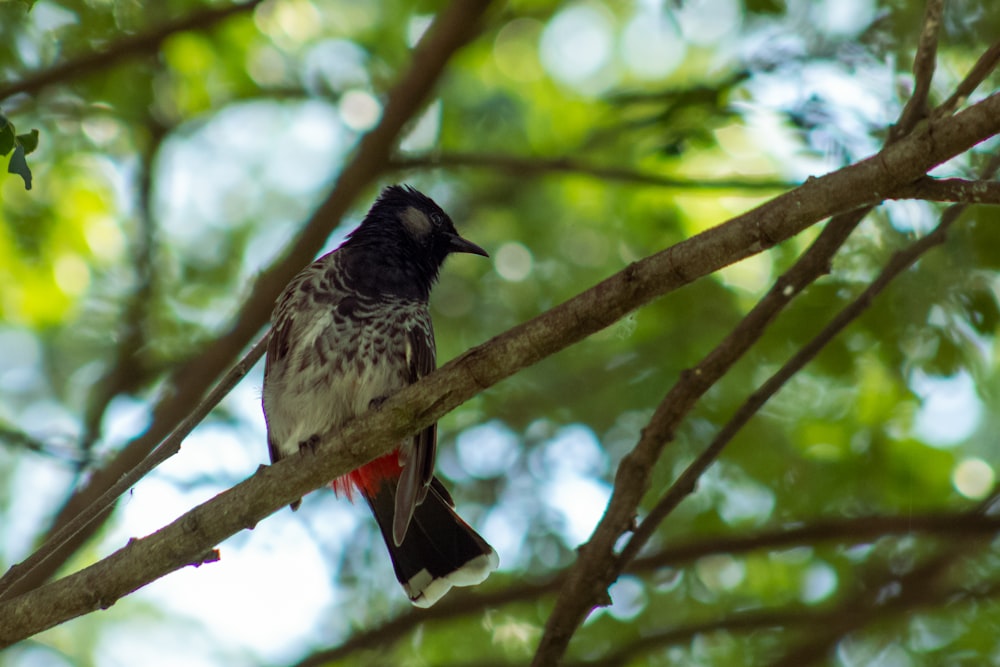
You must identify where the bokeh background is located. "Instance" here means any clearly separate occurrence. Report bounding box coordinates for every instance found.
[2,0,1000,665]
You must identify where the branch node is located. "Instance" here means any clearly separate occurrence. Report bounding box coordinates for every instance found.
[190,549,221,568]
[182,514,200,534]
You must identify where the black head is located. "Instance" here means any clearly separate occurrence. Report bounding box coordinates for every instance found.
[342,185,488,298]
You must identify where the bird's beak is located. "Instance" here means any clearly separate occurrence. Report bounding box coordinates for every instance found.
[448,234,489,258]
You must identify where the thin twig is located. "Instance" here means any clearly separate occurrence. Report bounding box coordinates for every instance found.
[0,334,268,601]
[529,203,871,666]
[584,582,1000,667]
[0,1,264,102]
[937,40,1000,117]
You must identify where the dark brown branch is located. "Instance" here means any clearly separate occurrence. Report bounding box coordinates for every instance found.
[529,206,870,666]
[390,153,794,191]
[892,0,942,137]
[623,201,967,558]
[628,163,1000,667]
[1,88,997,647]
[0,1,264,103]
[9,0,495,601]
[937,40,1000,117]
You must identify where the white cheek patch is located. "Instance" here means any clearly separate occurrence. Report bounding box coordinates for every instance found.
[401,206,432,238]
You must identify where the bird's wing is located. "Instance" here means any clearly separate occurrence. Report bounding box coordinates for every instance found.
[392,315,437,546]
[264,311,295,465]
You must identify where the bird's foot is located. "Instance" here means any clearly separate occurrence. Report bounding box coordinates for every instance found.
[298,434,321,456]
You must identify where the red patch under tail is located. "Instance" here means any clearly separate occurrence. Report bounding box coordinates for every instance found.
[332,450,402,500]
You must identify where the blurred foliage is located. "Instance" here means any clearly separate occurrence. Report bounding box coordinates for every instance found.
[1,0,1000,665]
[0,112,39,189]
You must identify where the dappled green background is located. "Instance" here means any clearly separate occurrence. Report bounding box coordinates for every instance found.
[2,0,1000,665]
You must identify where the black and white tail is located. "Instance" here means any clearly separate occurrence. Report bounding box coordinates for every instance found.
[363,476,498,607]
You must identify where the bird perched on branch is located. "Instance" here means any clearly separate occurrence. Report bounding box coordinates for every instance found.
[262,184,498,607]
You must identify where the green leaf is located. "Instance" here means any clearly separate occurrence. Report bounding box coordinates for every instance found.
[8,143,33,190]
[0,118,14,156]
[16,129,39,154]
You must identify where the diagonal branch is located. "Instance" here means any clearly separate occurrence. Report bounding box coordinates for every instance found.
[0,1,264,102]
[937,40,1000,117]
[0,89,998,647]
[891,176,1000,203]
[7,0,495,601]
[0,335,268,602]
[530,210,870,667]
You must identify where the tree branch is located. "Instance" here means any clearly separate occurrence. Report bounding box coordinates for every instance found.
[1,89,999,647]
[891,176,1000,204]
[0,1,264,103]
[529,210,868,666]
[892,0,942,137]
[938,40,1000,117]
[9,0,495,601]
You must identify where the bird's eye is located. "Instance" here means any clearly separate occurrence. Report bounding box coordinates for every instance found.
[430,213,445,227]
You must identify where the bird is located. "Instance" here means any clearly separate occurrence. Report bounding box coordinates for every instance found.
[262,184,498,607]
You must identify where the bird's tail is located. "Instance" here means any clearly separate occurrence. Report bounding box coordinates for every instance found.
[362,475,498,607]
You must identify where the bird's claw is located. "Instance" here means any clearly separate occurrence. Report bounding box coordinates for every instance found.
[298,434,321,456]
